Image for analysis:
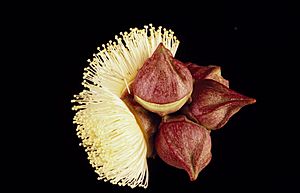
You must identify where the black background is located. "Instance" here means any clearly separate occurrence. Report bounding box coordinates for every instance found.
[11,2,297,192]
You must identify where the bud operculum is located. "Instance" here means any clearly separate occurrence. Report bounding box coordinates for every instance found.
[132,43,193,116]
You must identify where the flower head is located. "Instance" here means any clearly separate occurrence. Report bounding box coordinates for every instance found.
[72,25,179,188]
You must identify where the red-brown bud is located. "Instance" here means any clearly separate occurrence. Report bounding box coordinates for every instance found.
[155,115,212,181]
[186,62,229,87]
[183,79,256,130]
[132,43,193,116]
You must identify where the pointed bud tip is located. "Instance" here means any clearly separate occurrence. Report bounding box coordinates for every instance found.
[155,42,168,53]
[250,98,256,104]
[189,172,199,181]
[242,96,256,105]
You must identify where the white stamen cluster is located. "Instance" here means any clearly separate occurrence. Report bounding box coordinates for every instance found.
[72,24,179,188]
